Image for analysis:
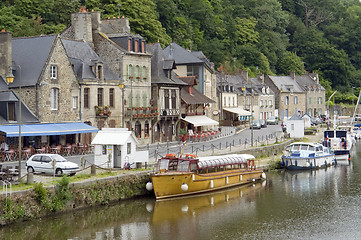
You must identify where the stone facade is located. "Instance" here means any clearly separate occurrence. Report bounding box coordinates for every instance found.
[12,37,80,123]
[62,11,153,145]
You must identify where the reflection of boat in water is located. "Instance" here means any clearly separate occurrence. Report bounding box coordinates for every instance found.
[150,182,265,224]
[148,154,266,200]
[281,142,335,170]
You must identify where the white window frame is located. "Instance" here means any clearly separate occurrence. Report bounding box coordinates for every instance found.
[50,65,57,79]
[72,96,78,109]
[50,88,59,110]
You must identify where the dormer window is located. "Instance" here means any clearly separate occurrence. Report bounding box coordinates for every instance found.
[262,87,265,94]
[50,65,57,79]
[95,63,103,80]
[266,87,270,94]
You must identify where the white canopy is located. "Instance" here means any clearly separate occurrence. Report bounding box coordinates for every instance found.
[223,107,252,116]
[91,128,139,145]
[182,115,219,127]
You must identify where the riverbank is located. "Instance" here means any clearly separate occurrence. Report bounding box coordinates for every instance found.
[0,170,152,226]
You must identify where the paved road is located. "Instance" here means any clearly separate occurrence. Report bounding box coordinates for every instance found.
[138,124,284,160]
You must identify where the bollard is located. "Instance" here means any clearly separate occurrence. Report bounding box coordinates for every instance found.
[27,172,34,184]
[91,164,96,175]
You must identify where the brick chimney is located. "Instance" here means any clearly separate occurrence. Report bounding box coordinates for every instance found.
[0,30,12,80]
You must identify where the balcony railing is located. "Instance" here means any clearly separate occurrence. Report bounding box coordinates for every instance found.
[126,106,158,119]
[160,108,180,116]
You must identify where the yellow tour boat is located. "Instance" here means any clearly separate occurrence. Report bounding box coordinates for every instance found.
[146,153,266,200]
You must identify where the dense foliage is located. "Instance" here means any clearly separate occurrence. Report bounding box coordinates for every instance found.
[1,0,361,103]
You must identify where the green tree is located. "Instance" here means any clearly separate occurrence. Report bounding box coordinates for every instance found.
[277,51,304,75]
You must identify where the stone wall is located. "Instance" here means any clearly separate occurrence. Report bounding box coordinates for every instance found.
[0,171,151,226]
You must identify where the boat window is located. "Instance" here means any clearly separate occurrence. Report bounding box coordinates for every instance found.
[158,159,169,171]
[169,159,178,170]
[315,147,321,151]
[190,162,197,172]
[336,131,347,138]
[308,146,315,151]
[324,131,334,138]
[300,145,308,150]
[293,144,300,150]
[286,146,292,151]
[177,160,190,171]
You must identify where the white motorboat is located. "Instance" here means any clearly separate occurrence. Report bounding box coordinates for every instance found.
[282,142,335,170]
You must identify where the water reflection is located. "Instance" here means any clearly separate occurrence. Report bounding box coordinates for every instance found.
[3,142,361,239]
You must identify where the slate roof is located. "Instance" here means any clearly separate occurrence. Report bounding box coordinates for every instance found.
[61,39,120,81]
[163,42,203,64]
[11,35,56,88]
[289,114,303,120]
[268,76,304,93]
[296,75,325,91]
[181,87,215,104]
[147,43,186,85]
[191,51,214,70]
[0,78,38,124]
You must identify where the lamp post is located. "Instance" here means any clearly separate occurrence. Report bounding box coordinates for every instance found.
[17,65,21,180]
[251,89,254,147]
[6,66,21,179]
[119,83,125,127]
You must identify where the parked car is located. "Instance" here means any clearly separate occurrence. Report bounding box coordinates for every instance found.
[266,116,279,125]
[259,119,267,128]
[251,120,261,129]
[26,154,79,176]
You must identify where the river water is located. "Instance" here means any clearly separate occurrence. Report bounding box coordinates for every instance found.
[2,143,361,240]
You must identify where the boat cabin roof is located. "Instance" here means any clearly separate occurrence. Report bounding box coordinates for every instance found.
[158,154,255,171]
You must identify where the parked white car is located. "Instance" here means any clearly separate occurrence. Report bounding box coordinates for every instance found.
[26,154,79,176]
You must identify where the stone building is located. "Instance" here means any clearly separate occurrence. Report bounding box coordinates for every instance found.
[61,9,153,144]
[295,73,325,117]
[0,31,97,147]
[265,72,306,121]
[61,39,120,136]
[216,71,275,124]
[147,43,186,143]
[163,43,219,122]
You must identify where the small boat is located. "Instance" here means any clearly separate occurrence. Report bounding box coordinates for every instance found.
[281,142,335,170]
[147,153,266,200]
[323,129,352,164]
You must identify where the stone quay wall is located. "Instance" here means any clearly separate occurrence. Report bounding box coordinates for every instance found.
[0,171,152,226]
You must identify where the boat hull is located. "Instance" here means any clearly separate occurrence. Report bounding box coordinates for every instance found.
[151,169,265,200]
[282,154,334,170]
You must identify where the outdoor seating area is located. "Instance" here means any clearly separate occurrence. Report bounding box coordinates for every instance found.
[0,165,19,181]
[0,143,94,162]
[179,130,220,142]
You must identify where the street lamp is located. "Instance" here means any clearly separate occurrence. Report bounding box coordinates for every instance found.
[6,66,21,180]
